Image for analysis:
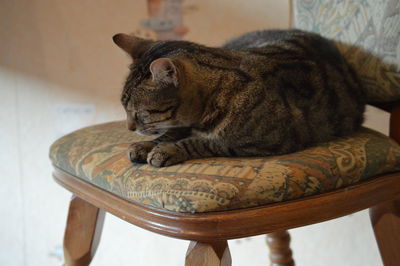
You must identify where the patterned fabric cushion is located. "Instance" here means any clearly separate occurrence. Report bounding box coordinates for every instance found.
[294,0,400,102]
[50,121,400,213]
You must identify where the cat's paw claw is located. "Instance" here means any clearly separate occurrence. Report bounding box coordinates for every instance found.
[147,144,185,167]
[128,141,156,163]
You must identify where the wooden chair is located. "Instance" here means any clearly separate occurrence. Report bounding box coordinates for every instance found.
[51,1,400,265]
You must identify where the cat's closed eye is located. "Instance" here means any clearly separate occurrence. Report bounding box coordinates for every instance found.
[137,111,150,122]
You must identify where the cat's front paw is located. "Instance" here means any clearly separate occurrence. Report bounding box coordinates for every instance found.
[147,143,187,167]
[128,141,156,163]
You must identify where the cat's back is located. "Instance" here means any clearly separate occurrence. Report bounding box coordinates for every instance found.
[223,29,342,66]
[223,29,298,49]
[219,29,365,154]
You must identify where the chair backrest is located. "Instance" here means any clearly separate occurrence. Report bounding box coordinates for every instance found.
[292,0,400,104]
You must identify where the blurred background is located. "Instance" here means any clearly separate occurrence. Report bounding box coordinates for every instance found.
[0,0,389,265]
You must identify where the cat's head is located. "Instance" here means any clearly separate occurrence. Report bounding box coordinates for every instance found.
[113,33,203,136]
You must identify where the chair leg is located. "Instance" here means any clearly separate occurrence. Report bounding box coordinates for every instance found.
[63,195,105,266]
[266,230,295,266]
[185,240,231,266]
[369,195,400,266]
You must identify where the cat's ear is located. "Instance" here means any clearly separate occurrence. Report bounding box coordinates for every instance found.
[149,58,179,86]
[112,33,152,59]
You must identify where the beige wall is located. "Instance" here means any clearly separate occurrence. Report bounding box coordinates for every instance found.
[0,0,386,265]
[0,0,289,101]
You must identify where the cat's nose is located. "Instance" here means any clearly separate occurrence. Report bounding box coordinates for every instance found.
[127,120,136,131]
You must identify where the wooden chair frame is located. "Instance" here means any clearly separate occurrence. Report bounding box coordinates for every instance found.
[54,105,400,266]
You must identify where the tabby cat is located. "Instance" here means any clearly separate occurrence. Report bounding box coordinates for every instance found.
[113,29,365,167]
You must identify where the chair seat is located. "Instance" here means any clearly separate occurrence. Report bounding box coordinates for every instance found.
[50,121,400,213]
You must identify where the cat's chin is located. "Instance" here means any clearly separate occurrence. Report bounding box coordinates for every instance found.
[135,129,167,136]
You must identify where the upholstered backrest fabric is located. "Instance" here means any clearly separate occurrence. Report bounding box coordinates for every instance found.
[293,0,400,103]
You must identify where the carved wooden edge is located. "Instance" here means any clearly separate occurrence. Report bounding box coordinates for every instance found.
[185,241,231,266]
[63,195,105,266]
[390,105,400,142]
[53,166,400,242]
[267,231,295,266]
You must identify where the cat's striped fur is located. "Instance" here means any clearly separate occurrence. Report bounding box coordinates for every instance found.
[113,29,365,167]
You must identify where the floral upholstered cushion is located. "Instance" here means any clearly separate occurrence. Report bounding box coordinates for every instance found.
[50,121,400,213]
[294,0,400,102]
